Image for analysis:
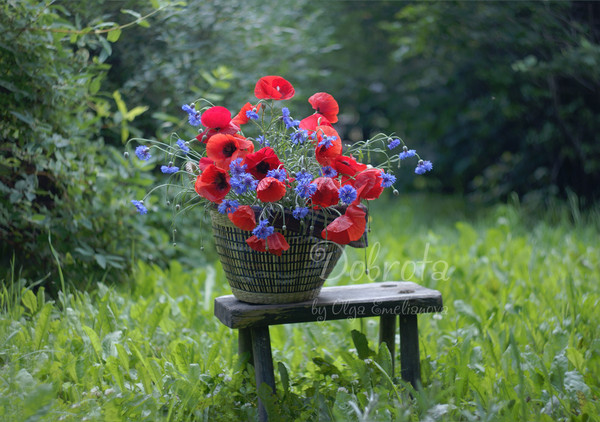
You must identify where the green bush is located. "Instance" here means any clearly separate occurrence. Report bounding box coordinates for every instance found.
[379,1,600,202]
[0,1,187,288]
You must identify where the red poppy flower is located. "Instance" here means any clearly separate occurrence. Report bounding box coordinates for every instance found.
[206,134,254,170]
[311,177,340,208]
[351,168,385,203]
[243,147,282,180]
[321,205,366,244]
[299,114,332,133]
[246,232,290,256]
[254,76,295,100]
[195,106,239,143]
[308,92,339,124]
[228,205,257,231]
[256,177,286,202]
[314,125,342,167]
[194,164,230,203]
[333,155,367,178]
[232,102,262,126]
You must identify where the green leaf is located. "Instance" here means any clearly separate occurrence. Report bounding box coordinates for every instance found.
[120,9,142,20]
[82,325,103,361]
[376,341,394,377]
[89,76,102,95]
[22,289,37,314]
[147,302,169,338]
[278,361,290,394]
[112,90,128,116]
[124,106,149,121]
[107,28,122,43]
[34,303,53,350]
[94,254,107,269]
[351,329,373,359]
[106,356,125,390]
[566,347,585,373]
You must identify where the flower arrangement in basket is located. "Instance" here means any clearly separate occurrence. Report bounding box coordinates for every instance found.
[129,76,431,303]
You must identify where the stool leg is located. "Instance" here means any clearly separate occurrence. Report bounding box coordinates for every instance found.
[399,314,421,389]
[238,328,254,365]
[379,314,396,375]
[251,326,275,422]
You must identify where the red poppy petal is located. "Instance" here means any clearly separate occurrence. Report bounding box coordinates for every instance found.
[333,155,368,177]
[321,205,366,244]
[198,157,214,171]
[228,205,257,231]
[206,134,254,170]
[254,76,295,100]
[243,147,282,180]
[256,177,286,202]
[315,125,342,167]
[352,169,384,203]
[232,102,262,126]
[246,235,267,252]
[311,177,340,208]
[308,92,339,124]
[299,114,332,133]
[265,232,289,256]
[200,106,232,129]
[194,164,230,203]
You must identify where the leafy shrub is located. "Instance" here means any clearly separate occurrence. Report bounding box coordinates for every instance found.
[0,1,187,287]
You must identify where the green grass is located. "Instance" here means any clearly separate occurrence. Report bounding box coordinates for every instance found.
[1,195,599,421]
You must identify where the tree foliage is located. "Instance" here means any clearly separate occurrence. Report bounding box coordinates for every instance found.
[378,1,600,202]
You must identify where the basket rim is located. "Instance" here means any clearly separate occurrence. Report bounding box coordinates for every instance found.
[210,205,368,248]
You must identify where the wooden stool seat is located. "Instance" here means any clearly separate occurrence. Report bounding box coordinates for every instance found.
[214,281,443,421]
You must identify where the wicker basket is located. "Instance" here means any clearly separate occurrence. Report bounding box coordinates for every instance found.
[210,210,346,304]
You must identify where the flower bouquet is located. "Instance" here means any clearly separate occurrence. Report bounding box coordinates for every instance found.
[129,75,431,303]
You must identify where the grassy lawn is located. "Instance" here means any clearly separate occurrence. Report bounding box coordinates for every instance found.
[1,195,599,421]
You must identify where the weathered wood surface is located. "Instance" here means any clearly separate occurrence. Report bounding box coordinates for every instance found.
[215,281,443,329]
[251,326,274,421]
[400,314,421,389]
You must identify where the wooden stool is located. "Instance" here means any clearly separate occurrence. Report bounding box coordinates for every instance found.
[214,281,443,421]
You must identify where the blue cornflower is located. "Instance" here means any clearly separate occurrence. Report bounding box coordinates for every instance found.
[161,165,179,174]
[231,173,258,194]
[182,104,201,126]
[295,171,313,185]
[256,135,270,146]
[399,149,417,160]
[291,129,309,145]
[284,116,300,129]
[266,168,287,182]
[131,200,147,215]
[339,185,357,204]
[415,160,433,175]
[321,166,337,178]
[388,138,401,150]
[379,172,397,188]
[292,206,310,220]
[246,110,259,120]
[229,158,247,177]
[135,145,151,161]
[295,181,317,199]
[253,219,274,239]
[218,199,240,214]
[318,135,337,149]
[176,139,190,154]
[282,107,291,118]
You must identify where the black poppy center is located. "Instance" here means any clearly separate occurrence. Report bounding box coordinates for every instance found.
[216,174,229,190]
[256,161,270,175]
[223,142,237,157]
